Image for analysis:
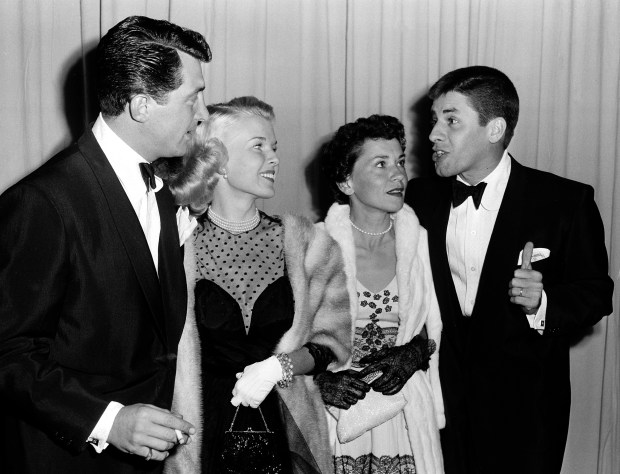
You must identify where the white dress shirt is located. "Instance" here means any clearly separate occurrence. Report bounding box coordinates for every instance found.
[446,151,546,331]
[92,114,163,270]
[87,114,163,452]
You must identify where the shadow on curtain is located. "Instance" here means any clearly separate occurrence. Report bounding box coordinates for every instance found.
[0,1,617,473]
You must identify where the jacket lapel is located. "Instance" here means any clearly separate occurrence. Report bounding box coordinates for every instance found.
[426,181,463,334]
[156,188,187,347]
[77,129,167,345]
[473,158,528,320]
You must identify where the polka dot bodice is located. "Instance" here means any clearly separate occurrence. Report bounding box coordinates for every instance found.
[194,212,285,333]
[352,277,400,368]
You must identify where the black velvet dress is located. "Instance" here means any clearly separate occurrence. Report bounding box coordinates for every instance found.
[193,213,295,472]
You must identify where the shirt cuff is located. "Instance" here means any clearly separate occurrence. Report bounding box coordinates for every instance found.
[525,290,547,334]
[87,401,124,453]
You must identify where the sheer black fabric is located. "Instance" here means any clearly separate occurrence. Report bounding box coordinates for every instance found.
[303,342,335,375]
[193,213,296,473]
[195,276,295,472]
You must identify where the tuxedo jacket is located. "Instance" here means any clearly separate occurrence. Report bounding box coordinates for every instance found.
[406,158,613,474]
[0,128,187,473]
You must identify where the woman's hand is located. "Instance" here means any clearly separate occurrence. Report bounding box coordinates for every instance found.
[314,370,370,409]
[357,335,436,395]
[230,356,283,408]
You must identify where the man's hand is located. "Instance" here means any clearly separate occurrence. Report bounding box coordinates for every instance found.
[107,404,195,462]
[509,241,544,314]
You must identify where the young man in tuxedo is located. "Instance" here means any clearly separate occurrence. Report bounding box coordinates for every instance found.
[0,16,211,473]
[406,65,613,474]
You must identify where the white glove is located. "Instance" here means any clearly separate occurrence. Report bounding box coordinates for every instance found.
[230,356,283,408]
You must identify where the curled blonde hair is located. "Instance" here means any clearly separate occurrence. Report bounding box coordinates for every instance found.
[168,96,274,215]
[168,136,228,216]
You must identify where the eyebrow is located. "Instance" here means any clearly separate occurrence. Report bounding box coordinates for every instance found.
[441,106,458,114]
[188,82,205,94]
[372,153,406,159]
[248,137,278,145]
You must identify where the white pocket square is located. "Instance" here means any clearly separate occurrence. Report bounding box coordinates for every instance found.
[517,248,550,265]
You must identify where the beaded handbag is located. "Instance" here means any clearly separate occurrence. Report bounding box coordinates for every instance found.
[220,406,284,474]
[336,370,407,443]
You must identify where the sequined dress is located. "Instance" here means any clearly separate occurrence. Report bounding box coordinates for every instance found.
[330,277,416,474]
[193,212,294,473]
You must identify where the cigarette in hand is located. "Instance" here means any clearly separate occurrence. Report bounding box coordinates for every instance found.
[175,429,184,444]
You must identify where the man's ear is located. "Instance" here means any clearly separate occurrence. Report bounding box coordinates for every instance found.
[128,94,149,123]
[337,178,354,196]
[487,117,507,144]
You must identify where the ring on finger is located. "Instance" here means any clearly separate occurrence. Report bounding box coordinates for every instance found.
[145,448,153,461]
[519,288,524,297]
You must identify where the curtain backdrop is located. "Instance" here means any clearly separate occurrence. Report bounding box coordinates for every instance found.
[0,1,617,472]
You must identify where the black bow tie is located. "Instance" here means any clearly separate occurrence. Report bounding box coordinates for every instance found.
[139,162,156,192]
[452,179,487,209]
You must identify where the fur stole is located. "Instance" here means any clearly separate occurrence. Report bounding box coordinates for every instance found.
[322,203,445,474]
[163,234,202,474]
[164,214,352,474]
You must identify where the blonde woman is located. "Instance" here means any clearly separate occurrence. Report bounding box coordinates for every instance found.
[165,97,353,474]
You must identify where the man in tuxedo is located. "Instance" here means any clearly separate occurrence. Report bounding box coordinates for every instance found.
[406,66,613,474]
[0,16,211,472]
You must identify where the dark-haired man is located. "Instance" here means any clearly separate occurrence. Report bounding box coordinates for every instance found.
[0,16,211,473]
[406,65,613,474]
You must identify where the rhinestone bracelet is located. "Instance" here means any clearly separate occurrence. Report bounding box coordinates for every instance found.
[276,353,294,388]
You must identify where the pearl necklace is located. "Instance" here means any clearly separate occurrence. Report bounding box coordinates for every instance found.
[208,206,260,234]
[349,218,393,236]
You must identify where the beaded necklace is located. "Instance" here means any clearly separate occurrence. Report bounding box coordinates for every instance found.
[207,206,260,234]
[349,218,393,236]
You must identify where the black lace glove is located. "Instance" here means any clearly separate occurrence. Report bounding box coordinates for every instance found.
[314,369,371,410]
[357,334,437,396]
[304,342,335,375]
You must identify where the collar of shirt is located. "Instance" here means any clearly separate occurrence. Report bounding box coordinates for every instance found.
[456,150,511,211]
[92,114,164,202]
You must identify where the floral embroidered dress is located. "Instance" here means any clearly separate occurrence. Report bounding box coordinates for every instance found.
[329,276,416,474]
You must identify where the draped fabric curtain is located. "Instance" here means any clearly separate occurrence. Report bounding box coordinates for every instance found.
[1,1,618,472]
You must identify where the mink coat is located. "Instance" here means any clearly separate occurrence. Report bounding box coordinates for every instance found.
[164,214,352,474]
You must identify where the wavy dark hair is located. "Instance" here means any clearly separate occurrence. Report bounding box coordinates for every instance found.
[97,15,212,116]
[429,65,519,148]
[324,114,406,204]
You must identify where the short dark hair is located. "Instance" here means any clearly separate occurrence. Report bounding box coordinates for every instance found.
[324,114,406,204]
[97,16,212,116]
[429,65,519,148]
